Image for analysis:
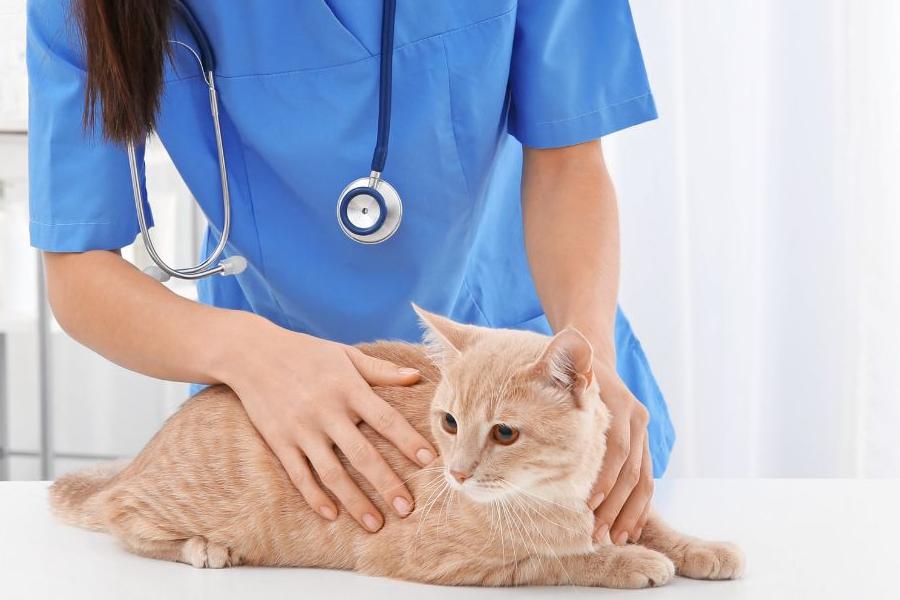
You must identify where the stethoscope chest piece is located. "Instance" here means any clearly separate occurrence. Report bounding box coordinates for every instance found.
[337,173,402,244]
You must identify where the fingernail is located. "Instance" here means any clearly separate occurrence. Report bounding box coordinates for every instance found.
[588,493,605,510]
[416,448,435,465]
[392,496,411,516]
[399,367,420,377]
[615,530,629,546]
[362,513,381,532]
[593,523,609,543]
[633,527,643,541]
[319,506,337,521]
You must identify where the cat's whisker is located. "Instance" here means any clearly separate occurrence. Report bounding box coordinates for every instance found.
[493,500,508,575]
[478,500,499,555]
[411,479,450,554]
[445,487,459,528]
[411,465,447,473]
[527,500,586,537]
[411,482,443,544]
[496,497,522,582]
[391,466,445,491]
[503,493,544,577]
[497,498,518,574]
[405,471,445,505]
[441,488,459,533]
[491,499,508,570]
[508,491,573,586]
[496,479,585,537]
[504,497,539,552]
[435,485,452,533]
[523,503,584,537]
[427,484,451,536]
[497,477,583,514]
[420,480,448,519]
[482,504,494,551]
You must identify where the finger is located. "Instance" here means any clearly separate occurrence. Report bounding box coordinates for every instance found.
[630,498,653,543]
[346,347,421,387]
[593,433,642,544]
[351,390,437,467]
[610,439,654,545]
[304,439,384,533]
[588,422,630,510]
[633,439,655,539]
[330,422,414,517]
[276,445,337,521]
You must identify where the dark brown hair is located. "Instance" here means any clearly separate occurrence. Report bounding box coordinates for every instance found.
[75,0,171,144]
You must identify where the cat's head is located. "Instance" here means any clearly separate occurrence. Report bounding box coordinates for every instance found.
[414,305,610,505]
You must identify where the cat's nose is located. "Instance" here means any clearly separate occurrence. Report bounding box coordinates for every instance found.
[450,470,471,484]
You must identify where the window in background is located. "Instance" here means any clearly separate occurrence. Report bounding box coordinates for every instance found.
[0,1,195,481]
[609,0,900,477]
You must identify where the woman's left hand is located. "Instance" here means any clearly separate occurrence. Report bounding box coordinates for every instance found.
[588,362,654,545]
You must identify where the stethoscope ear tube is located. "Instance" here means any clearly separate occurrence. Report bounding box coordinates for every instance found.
[171,0,216,71]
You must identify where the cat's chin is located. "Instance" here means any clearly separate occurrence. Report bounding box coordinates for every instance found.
[445,475,515,504]
[456,486,509,503]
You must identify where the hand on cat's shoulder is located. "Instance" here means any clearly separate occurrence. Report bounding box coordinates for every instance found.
[589,359,654,546]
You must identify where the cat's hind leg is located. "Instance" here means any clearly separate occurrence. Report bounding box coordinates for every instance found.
[116,531,237,568]
[637,511,744,580]
[105,500,237,568]
[177,536,235,568]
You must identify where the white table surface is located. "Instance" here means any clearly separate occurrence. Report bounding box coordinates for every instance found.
[2,479,898,600]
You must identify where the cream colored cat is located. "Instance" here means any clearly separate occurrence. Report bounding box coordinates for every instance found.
[50,307,743,588]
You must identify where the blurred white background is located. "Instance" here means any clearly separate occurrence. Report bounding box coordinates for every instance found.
[1,0,898,480]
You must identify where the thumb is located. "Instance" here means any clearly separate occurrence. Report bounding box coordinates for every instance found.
[346,348,421,386]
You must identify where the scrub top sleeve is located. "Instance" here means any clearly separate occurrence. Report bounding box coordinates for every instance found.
[26,0,149,252]
[507,0,658,149]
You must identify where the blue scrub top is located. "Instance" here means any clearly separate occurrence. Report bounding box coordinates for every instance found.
[27,0,675,475]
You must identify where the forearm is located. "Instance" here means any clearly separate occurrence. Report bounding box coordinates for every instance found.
[42,250,263,384]
[523,142,655,540]
[522,140,620,366]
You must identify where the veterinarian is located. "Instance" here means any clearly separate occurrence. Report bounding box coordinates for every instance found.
[27,0,674,545]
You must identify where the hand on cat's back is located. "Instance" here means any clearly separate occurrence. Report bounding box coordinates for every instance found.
[588,361,655,547]
[216,315,438,534]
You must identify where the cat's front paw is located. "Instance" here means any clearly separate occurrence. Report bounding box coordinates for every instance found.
[603,545,675,589]
[677,540,744,580]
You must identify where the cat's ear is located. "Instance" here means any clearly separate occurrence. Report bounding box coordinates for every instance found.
[412,303,478,367]
[531,327,595,407]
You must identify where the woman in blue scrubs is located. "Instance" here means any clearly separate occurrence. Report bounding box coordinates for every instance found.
[28,0,674,545]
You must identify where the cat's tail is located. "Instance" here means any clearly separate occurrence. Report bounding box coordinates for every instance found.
[48,459,129,531]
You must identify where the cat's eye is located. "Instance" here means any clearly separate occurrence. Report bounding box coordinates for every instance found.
[442,412,458,434]
[491,424,519,445]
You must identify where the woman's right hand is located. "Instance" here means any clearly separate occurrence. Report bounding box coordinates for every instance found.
[218,313,437,533]
[42,252,433,532]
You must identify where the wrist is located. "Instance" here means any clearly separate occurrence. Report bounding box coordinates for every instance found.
[572,323,617,371]
[204,308,275,387]
[593,360,623,390]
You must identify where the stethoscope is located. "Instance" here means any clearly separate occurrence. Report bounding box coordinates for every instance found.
[130,0,401,283]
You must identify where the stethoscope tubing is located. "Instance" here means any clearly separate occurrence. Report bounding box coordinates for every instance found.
[128,72,233,281]
[371,0,396,174]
